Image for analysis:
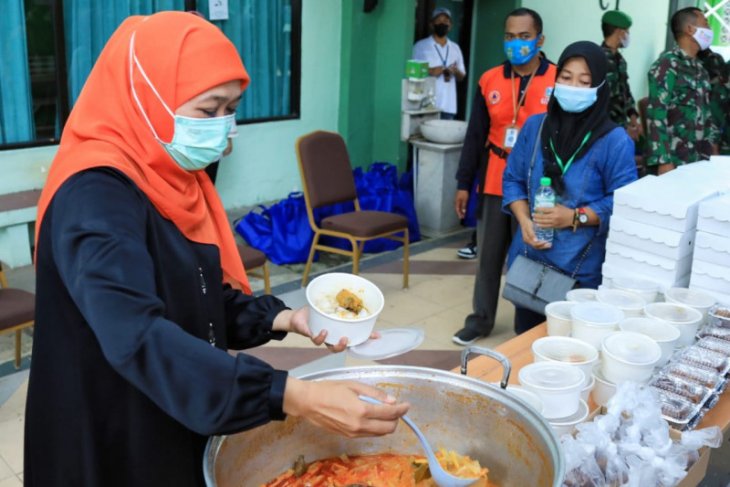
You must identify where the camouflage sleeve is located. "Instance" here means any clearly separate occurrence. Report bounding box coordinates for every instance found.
[646,61,678,167]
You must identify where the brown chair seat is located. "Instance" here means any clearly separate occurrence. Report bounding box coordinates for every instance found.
[321,211,408,237]
[0,288,35,330]
[237,245,267,270]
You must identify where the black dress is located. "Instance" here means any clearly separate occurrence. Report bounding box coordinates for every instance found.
[25,168,289,486]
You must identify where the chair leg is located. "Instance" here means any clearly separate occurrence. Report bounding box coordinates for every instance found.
[402,229,410,289]
[14,329,22,369]
[350,238,360,275]
[263,262,271,295]
[302,232,320,287]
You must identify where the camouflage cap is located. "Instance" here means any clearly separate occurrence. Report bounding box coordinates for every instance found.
[602,10,632,29]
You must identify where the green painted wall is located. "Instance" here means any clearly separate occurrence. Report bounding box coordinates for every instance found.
[339,0,416,171]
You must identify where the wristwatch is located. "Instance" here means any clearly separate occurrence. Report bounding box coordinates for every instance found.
[577,207,589,225]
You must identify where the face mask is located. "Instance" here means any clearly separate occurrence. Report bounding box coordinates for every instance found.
[620,31,631,48]
[434,23,449,37]
[504,37,540,66]
[693,26,714,51]
[128,33,234,171]
[553,81,605,113]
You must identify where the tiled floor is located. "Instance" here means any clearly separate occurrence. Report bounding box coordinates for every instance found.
[0,230,522,484]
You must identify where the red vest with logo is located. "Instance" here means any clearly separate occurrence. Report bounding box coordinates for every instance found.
[479,63,557,196]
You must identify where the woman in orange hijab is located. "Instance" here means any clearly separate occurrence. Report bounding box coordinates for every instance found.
[25,12,407,487]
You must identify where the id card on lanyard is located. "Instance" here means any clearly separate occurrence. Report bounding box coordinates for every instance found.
[504,69,537,149]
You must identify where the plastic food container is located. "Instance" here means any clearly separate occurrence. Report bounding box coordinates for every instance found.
[611,276,661,303]
[597,288,647,317]
[549,399,589,437]
[675,346,730,376]
[519,362,585,419]
[662,362,726,391]
[618,317,681,366]
[580,374,595,402]
[708,305,730,328]
[570,302,625,349]
[601,331,662,385]
[305,273,384,346]
[664,287,716,322]
[531,336,598,387]
[697,336,730,355]
[653,388,706,431]
[493,384,544,415]
[545,301,575,337]
[650,374,712,406]
[566,288,598,303]
[592,366,617,407]
[644,302,703,347]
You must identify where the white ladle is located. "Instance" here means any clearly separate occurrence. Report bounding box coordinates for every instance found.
[359,395,478,487]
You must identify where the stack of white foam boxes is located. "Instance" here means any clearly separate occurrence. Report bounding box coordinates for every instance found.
[602,160,730,292]
[691,192,730,305]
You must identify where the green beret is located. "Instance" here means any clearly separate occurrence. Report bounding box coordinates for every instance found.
[602,10,632,29]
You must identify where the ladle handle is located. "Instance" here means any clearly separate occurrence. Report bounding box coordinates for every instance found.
[460,346,512,389]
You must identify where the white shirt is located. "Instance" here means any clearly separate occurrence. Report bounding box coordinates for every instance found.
[412,36,466,115]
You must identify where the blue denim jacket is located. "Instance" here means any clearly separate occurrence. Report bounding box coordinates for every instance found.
[502,114,638,289]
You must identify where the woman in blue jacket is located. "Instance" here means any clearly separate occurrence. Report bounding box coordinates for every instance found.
[502,41,638,333]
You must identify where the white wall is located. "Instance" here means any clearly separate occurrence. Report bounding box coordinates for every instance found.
[215,0,342,209]
[521,0,671,100]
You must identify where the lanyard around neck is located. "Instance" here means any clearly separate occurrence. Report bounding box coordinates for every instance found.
[510,68,537,125]
[434,43,449,67]
[549,131,592,175]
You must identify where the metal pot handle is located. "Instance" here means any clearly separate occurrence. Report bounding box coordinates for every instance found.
[460,346,512,389]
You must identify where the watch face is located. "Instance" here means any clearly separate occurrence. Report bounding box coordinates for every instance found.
[579,213,589,223]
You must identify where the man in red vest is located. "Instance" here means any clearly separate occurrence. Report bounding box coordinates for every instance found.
[453,8,557,345]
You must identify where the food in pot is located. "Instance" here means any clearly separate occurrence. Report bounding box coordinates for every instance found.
[262,450,490,487]
[314,288,370,319]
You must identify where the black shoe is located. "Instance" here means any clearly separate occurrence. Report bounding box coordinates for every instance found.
[452,327,484,346]
[457,244,477,259]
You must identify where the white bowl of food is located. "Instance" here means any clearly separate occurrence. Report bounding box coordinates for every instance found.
[305,273,384,346]
[601,331,662,385]
[591,365,617,407]
[566,288,598,303]
[419,119,468,144]
[545,301,575,336]
[519,362,585,419]
[597,288,646,317]
[618,317,681,366]
[664,287,716,322]
[531,336,598,387]
[644,302,703,347]
[610,276,661,303]
[570,302,624,349]
[549,399,589,437]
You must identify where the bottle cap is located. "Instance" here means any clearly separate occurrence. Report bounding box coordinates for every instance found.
[540,177,552,186]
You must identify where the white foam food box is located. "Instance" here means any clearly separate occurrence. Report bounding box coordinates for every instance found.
[613,162,730,232]
[693,231,730,268]
[690,259,730,296]
[697,192,730,239]
[604,241,692,287]
[601,262,682,292]
[607,215,695,260]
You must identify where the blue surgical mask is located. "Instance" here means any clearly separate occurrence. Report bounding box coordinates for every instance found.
[503,37,540,66]
[129,32,234,171]
[553,81,605,113]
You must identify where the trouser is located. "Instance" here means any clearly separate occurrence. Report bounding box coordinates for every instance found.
[440,112,456,120]
[463,194,517,336]
[514,307,546,335]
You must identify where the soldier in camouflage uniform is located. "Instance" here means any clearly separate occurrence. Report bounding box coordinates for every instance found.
[646,7,719,175]
[698,48,730,154]
[601,11,639,133]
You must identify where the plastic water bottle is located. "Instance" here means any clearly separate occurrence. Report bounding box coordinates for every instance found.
[534,177,555,244]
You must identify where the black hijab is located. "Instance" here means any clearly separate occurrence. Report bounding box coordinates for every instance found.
[541,41,617,195]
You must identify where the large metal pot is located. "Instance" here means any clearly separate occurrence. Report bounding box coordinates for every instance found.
[204,347,565,486]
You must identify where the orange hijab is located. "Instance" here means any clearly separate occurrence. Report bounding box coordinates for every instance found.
[36,12,251,293]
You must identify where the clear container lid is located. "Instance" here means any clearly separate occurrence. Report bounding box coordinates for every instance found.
[597,289,646,311]
[570,302,625,326]
[618,317,680,342]
[664,288,716,309]
[602,331,662,365]
[611,276,660,293]
[566,288,597,302]
[645,303,703,325]
[519,362,584,391]
[348,328,424,360]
